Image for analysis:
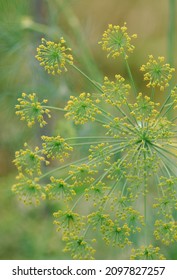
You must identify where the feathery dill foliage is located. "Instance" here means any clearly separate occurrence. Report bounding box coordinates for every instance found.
[13,23,177,260]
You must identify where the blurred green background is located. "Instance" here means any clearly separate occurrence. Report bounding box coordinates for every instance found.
[0,0,177,259]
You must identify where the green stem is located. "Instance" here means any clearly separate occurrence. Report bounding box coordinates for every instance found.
[151,88,155,101]
[44,106,67,112]
[71,64,103,93]
[144,191,147,245]
[124,57,137,97]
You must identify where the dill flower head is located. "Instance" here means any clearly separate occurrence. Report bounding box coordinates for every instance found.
[69,163,96,188]
[63,234,96,260]
[103,222,131,248]
[140,55,175,90]
[45,177,76,201]
[13,24,177,260]
[64,92,101,124]
[154,220,177,245]
[15,93,51,127]
[36,37,73,75]
[99,22,137,59]
[41,135,73,161]
[102,75,130,105]
[53,209,83,234]
[13,143,47,176]
[130,245,166,260]
[12,173,45,205]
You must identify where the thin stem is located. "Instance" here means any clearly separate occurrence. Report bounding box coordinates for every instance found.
[124,57,137,97]
[44,105,67,112]
[65,136,117,140]
[69,140,119,146]
[151,88,155,101]
[71,64,103,93]
[144,190,147,245]
[143,142,148,246]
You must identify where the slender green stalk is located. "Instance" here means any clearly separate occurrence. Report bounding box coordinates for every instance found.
[143,146,148,245]
[144,192,147,245]
[151,88,155,101]
[71,64,103,93]
[44,106,67,112]
[124,58,137,97]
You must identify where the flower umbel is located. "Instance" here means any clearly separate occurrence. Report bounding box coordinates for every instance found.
[99,23,137,59]
[46,177,75,201]
[15,93,51,127]
[12,173,45,205]
[13,24,177,260]
[41,135,73,161]
[102,75,131,106]
[140,55,175,90]
[36,37,73,75]
[130,245,166,260]
[65,92,101,124]
[63,234,96,260]
[13,143,47,176]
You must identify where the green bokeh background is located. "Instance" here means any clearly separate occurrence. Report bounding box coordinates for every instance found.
[0,0,177,259]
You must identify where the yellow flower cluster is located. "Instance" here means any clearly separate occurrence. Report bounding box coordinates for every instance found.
[12,173,46,205]
[140,55,175,90]
[45,177,76,201]
[89,142,112,164]
[53,210,83,234]
[154,220,177,245]
[99,22,137,59]
[36,38,73,75]
[102,75,131,106]
[65,92,101,124]
[103,222,131,248]
[63,234,96,260]
[13,143,47,176]
[15,93,51,127]
[69,163,96,187]
[153,176,177,216]
[41,135,73,161]
[13,25,177,260]
[131,245,166,260]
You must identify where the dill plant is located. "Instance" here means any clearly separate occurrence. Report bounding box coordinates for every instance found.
[13,23,177,260]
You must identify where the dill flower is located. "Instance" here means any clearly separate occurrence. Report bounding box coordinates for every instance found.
[15,93,51,127]
[36,37,73,75]
[13,143,48,176]
[53,210,83,234]
[95,92,176,196]
[103,222,131,248]
[69,163,97,188]
[102,75,131,106]
[45,177,76,201]
[41,135,73,161]
[118,207,144,233]
[63,234,96,260]
[88,211,112,231]
[12,173,45,205]
[84,181,109,205]
[130,245,166,260]
[153,176,177,216]
[154,220,177,245]
[64,92,101,124]
[13,26,177,260]
[140,55,175,90]
[99,22,137,59]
